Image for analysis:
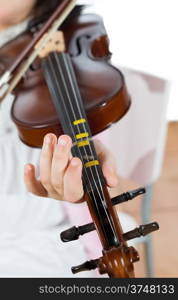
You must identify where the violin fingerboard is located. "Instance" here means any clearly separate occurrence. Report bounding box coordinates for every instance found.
[42,51,120,248]
[42,51,106,193]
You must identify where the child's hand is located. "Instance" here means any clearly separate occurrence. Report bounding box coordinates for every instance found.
[24,133,118,202]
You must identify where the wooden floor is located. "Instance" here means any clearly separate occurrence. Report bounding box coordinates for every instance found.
[114,122,178,277]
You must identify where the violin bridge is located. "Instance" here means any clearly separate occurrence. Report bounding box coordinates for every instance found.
[35,31,65,58]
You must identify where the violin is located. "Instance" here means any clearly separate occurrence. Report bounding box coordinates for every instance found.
[0,0,159,277]
[1,8,130,148]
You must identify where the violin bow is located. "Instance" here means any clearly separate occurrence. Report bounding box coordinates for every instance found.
[0,0,76,101]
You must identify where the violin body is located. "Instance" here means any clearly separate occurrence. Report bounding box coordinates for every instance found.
[1,13,130,147]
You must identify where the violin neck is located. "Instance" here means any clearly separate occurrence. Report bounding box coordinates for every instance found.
[42,51,105,193]
[42,51,121,248]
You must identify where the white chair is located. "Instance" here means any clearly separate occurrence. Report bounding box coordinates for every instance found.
[107,67,171,277]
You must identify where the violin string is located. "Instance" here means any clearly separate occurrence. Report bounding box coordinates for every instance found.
[46,52,116,238]
[46,54,99,213]
[46,53,116,239]
[61,54,106,198]
[56,52,116,236]
[50,53,100,199]
[63,55,107,182]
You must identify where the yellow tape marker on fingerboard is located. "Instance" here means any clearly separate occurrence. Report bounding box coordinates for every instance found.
[73,119,86,125]
[76,132,89,139]
[84,160,99,168]
[77,140,89,147]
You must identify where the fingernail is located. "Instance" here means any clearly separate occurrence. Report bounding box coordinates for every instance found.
[58,136,68,146]
[45,134,52,144]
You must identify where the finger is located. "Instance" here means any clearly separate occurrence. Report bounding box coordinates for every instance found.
[24,164,47,197]
[94,139,118,187]
[63,157,84,202]
[94,139,114,164]
[51,135,72,194]
[102,164,118,187]
[40,133,57,194]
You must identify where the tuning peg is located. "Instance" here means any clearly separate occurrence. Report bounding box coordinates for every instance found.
[60,223,95,242]
[60,187,146,243]
[71,259,99,274]
[61,221,159,243]
[70,222,159,275]
[111,187,146,206]
[123,222,159,241]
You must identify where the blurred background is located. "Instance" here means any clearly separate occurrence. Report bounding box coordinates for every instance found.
[83,0,178,277]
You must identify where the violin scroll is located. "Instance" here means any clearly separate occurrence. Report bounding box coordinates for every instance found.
[61,187,159,277]
[71,246,139,278]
